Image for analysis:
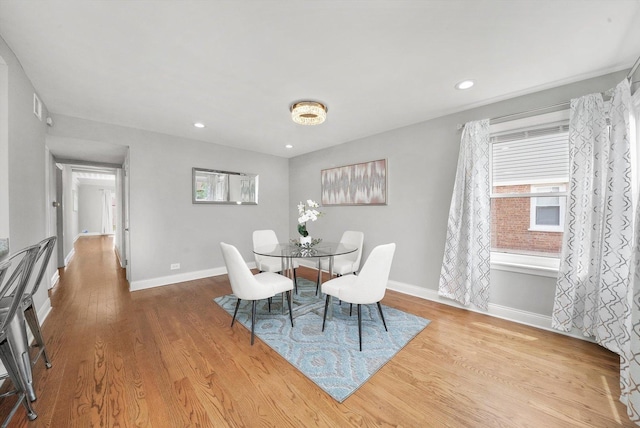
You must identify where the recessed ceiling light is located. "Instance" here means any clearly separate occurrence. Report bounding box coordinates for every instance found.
[285,144,293,149]
[194,122,205,128]
[455,80,475,90]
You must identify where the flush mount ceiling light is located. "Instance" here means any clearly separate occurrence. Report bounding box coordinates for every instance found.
[194,122,205,128]
[290,101,327,125]
[455,80,475,90]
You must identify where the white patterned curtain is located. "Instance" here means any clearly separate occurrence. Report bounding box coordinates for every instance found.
[439,119,491,309]
[552,79,640,420]
[621,82,640,423]
[101,189,113,234]
[552,92,608,334]
[553,80,633,353]
[600,80,634,353]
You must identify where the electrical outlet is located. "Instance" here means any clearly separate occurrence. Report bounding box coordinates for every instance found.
[170,263,180,270]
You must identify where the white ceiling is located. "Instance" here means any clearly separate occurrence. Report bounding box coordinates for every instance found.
[1,1,639,161]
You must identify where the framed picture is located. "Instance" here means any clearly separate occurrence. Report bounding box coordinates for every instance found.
[321,159,387,206]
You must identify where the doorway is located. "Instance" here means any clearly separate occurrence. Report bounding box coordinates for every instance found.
[48,158,130,284]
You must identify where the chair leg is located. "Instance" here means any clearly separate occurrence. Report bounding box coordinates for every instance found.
[24,304,52,368]
[376,302,388,331]
[357,304,362,352]
[322,295,330,331]
[231,298,241,327]
[0,340,37,423]
[349,303,353,316]
[250,300,257,346]
[293,268,298,294]
[268,297,272,312]
[7,313,36,402]
[286,291,293,327]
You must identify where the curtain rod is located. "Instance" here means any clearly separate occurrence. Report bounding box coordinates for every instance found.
[492,102,569,125]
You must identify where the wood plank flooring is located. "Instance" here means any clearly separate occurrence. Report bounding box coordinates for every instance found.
[0,235,635,427]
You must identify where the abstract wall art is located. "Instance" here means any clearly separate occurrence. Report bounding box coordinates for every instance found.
[321,159,387,206]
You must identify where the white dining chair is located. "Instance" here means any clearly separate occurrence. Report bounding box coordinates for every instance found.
[316,231,364,294]
[220,242,294,345]
[321,243,396,351]
[253,229,299,292]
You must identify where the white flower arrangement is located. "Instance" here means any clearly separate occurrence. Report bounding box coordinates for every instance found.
[297,199,322,237]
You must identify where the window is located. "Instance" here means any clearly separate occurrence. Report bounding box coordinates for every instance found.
[530,184,566,232]
[490,111,569,272]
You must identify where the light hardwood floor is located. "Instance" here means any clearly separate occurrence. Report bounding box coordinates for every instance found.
[1,235,635,427]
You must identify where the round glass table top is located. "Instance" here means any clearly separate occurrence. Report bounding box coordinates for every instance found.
[253,241,356,258]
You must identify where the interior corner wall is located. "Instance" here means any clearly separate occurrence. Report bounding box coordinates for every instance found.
[47,114,290,288]
[288,69,629,324]
[0,34,51,314]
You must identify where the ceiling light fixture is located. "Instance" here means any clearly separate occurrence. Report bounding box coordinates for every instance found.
[455,80,475,90]
[290,101,327,125]
[285,144,293,149]
[194,122,205,128]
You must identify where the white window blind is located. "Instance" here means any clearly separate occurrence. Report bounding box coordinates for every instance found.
[492,126,569,186]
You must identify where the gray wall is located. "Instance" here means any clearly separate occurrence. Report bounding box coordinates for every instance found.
[78,182,115,234]
[47,115,290,286]
[289,70,629,319]
[0,35,52,314]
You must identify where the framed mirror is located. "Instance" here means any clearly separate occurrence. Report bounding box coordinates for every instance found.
[192,167,258,204]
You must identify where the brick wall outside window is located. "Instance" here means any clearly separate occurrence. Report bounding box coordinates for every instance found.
[491,184,563,256]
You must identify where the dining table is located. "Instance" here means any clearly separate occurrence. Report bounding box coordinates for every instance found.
[253,240,357,318]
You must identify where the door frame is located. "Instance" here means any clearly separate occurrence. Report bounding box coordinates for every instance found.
[50,158,127,275]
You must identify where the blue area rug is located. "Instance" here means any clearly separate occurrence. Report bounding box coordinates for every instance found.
[213,278,430,402]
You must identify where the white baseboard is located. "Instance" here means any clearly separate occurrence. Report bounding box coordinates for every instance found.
[387,279,592,342]
[64,248,75,266]
[50,270,60,290]
[129,262,257,292]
